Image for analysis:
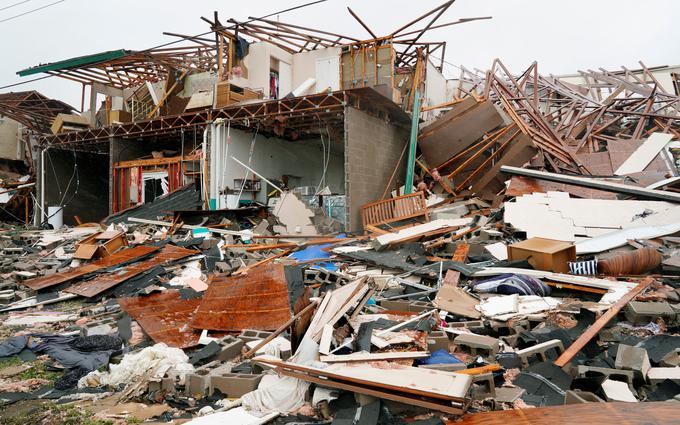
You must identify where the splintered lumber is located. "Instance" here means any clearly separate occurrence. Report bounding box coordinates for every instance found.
[455,364,502,375]
[553,278,653,367]
[320,351,431,363]
[500,166,680,203]
[375,219,472,247]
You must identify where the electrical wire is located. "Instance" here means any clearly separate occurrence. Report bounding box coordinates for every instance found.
[0,0,32,12]
[236,125,259,203]
[0,0,65,24]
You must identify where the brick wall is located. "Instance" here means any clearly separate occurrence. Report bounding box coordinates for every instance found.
[344,106,409,232]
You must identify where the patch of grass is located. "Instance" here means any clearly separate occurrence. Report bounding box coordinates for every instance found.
[16,361,61,382]
[126,417,143,424]
[6,403,116,425]
[0,357,22,370]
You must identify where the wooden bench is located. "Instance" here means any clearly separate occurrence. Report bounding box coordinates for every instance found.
[361,192,429,231]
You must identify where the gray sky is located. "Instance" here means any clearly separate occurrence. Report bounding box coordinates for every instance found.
[1,0,679,108]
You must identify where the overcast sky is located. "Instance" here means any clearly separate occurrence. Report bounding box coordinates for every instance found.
[1,0,678,108]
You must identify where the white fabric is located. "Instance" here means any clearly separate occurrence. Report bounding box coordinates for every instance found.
[78,343,193,388]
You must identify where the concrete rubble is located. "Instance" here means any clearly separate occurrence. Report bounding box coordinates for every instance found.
[0,1,679,424]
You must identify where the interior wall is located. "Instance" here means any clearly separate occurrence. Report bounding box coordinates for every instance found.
[230,42,294,98]
[423,59,449,122]
[0,117,22,161]
[213,126,344,205]
[344,107,409,232]
[44,148,109,225]
[292,47,342,92]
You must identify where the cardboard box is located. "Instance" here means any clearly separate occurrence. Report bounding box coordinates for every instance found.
[507,237,576,273]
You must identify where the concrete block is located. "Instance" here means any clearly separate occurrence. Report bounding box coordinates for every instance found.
[564,390,606,404]
[216,336,245,362]
[210,373,263,397]
[418,362,467,372]
[238,329,274,343]
[454,333,500,357]
[446,320,485,330]
[185,370,211,396]
[427,330,450,353]
[615,344,651,378]
[647,367,680,385]
[495,386,525,403]
[577,366,634,385]
[625,301,676,325]
[660,349,680,367]
[470,372,495,400]
[489,319,530,334]
[500,334,520,348]
[516,339,565,368]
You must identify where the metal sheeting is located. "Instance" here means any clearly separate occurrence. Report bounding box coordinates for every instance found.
[118,290,202,349]
[22,245,160,291]
[66,245,199,298]
[190,264,292,331]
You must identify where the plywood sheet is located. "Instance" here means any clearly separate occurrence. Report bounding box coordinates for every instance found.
[190,264,292,331]
[419,99,504,170]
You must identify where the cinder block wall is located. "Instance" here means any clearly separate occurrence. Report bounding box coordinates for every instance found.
[344,106,409,232]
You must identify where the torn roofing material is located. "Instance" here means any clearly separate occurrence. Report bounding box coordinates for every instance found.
[105,185,201,225]
[22,245,160,291]
[190,264,293,331]
[118,290,203,349]
[65,245,199,298]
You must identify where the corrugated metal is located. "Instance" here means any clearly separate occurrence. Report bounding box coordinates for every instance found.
[22,245,159,291]
[190,264,292,331]
[66,245,199,298]
[118,290,202,349]
[17,50,130,76]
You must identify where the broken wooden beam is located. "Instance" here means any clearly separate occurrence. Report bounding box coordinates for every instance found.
[553,278,654,367]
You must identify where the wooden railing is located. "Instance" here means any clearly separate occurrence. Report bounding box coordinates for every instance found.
[361,192,429,230]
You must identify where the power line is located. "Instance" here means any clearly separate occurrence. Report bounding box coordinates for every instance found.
[0,0,32,12]
[0,0,65,24]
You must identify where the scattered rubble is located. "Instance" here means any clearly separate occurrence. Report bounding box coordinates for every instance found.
[0,1,679,424]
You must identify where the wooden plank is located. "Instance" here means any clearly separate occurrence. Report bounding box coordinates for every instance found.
[614,132,673,175]
[321,351,431,363]
[454,401,676,425]
[553,278,653,367]
[255,357,471,401]
[280,369,464,415]
[455,364,502,375]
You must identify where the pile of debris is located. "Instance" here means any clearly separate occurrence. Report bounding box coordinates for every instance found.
[1,50,680,425]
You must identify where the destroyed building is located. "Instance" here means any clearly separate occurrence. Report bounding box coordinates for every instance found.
[0,1,679,424]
